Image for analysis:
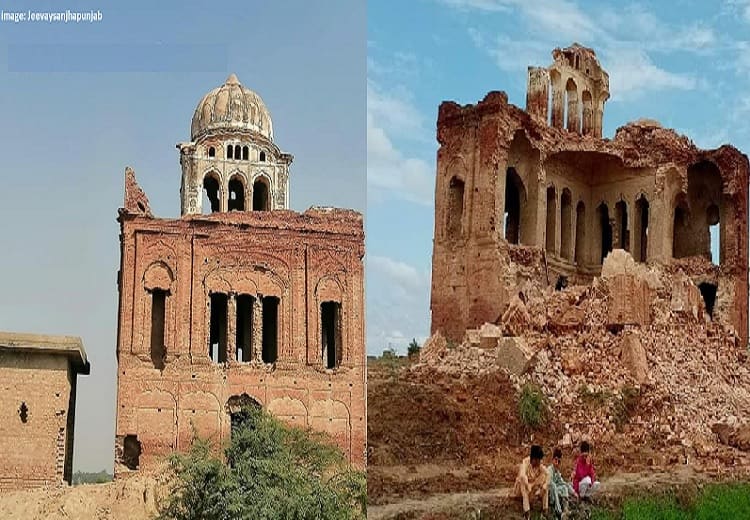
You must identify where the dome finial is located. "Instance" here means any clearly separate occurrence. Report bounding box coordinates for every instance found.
[226,73,240,85]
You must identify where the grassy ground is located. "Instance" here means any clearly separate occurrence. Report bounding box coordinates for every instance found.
[587,482,750,520]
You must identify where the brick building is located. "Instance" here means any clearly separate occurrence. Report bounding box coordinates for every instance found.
[431,44,749,345]
[0,332,90,490]
[114,75,366,475]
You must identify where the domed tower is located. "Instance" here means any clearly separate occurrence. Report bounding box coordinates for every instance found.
[177,74,293,215]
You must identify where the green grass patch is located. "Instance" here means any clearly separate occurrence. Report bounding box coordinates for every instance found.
[517,383,549,430]
[589,482,750,520]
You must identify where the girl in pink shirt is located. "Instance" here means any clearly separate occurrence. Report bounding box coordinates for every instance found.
[572,441,600,499]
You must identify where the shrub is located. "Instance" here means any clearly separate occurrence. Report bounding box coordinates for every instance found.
[158,405,366,520]
[518,383,549,430]
[407,338,421,358]
[612,386,641,431]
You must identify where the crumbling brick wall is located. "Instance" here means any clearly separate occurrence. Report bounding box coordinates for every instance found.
[431,45,749,346]
[114,187,366,475]
[0,353,75,491]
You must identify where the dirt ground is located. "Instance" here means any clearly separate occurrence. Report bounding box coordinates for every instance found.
[367,358,750,519]
[0,470,168,520]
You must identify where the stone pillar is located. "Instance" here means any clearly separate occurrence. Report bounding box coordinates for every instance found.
[252,296,263,363]
[551,88,564,129]
[582,99,593,135]
[526,67,549,122]
[594,105,604,138]
[567,93,580,133]
[227,294,237,362]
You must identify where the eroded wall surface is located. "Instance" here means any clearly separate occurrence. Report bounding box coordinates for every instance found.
[0,353,75,490]
[114,204,366,475]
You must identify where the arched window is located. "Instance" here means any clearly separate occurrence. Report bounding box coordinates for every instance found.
[447,176,464,239]
[615,200,628,251]
[545,186,557,254]
[226,145,233,160]
[597,203,612,264]
[565,78,579,132]
[228,176,245,211]
[150,289,167,370]
[202,175,221,214]
[504,168,523,244]
[208,146,215,158]
[676,161,724,261]
[549,70,563,128]
[560,189,573,260]
[262,296,279,363]
[208,293,228,363]
[634,196,649,262]
[575,201,586,265]
[252,178,270,211]
[234,145,242,160]
[321,301,342,369]
[673,198,690,259]
[242,146,249,161]
[259,151,266,162]
[235,295,254,362]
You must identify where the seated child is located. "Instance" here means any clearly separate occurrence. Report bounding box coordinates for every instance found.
[513,444,549,519]
[572,441,600,500]
[548,448,574,518]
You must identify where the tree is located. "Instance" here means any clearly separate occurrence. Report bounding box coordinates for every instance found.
[158,406,366,520]
[407,338,421,358]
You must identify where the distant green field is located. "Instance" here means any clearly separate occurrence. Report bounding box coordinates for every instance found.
[72,470,113,485]
[589,483,750,520]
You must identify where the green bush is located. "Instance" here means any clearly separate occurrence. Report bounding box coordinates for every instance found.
[612,386,641,431]
[158,405,366,520]
[517,383,549,430]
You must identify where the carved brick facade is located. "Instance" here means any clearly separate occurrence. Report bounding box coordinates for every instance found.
[114,75,365,476]
[431,44,749,346]
[0,333,89,491]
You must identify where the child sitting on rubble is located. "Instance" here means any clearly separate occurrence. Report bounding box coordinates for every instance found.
[571,441,600,501]
[548,448,574,518]
[512,444,549,519]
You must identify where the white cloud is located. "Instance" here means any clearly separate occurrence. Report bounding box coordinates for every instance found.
[604,48,698,101]
[367,255,431,355]
[367,81,434,206]
[448,0,710,100]
[437,0,514,12]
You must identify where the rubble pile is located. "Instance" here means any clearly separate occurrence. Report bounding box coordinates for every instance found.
[416,250,750,467]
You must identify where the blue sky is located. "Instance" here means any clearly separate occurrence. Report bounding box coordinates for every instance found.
[0,0,365,472]
[366,0,738,355]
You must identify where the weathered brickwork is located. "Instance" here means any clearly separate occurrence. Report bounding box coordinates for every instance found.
[114,75,366,476]
[431,44,749,346]
[0,333,89,491]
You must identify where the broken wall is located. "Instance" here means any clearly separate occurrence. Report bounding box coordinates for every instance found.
[432,93,748,346]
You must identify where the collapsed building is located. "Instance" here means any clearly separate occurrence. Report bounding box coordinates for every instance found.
[425,44,750,461]
[114,75,365,476]
[0,332,90,490]
[431,43,748,346]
